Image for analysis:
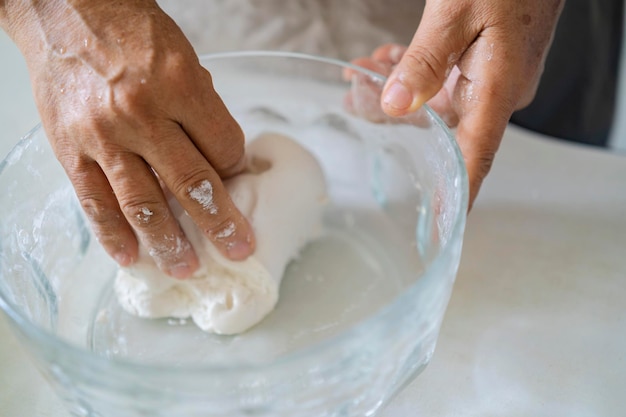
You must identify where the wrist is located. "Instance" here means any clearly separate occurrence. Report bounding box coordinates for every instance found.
[1,0,160,75]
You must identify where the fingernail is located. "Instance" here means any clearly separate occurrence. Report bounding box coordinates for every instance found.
[226,240,253,261]
[389,46,405,63]
[383,81,414,111]
[114,252,132,267]
[165,249,199,279]
[169,263,194,279]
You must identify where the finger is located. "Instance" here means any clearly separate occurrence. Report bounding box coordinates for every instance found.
[344,77,431,127]
[343,59,431,127]
[65,155,138,266]
[176,69,247,179]
[99,151,200,278]
[344,64,395,124]
[452,75,513,210]
[516,66,544,110]
[343,57,393,81]
[425,66,462,127]
[143,125,255,261]
[352,57,394,76]
[371,43,407,65]
[381,3,475,117]
[343,44,406,81]
[349,56,460,127]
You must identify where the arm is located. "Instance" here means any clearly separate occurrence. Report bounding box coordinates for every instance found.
[0,0,255,278]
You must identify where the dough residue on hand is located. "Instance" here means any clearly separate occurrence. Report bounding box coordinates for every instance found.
[114,132,327,334]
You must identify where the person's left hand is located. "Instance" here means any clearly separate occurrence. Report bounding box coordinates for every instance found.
[348,0,565,209]
[346,44,460,128]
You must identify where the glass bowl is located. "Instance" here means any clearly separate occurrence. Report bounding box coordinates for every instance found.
[0,51,468,417]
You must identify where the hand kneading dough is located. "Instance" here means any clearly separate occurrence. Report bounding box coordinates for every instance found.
[114,133,327,334]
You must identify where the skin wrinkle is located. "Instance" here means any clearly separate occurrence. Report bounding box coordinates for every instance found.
[137,207,154,223]
[214,221,236,239]
[126,201,171,229]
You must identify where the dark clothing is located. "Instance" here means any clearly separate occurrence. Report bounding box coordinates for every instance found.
[511,0,623,147]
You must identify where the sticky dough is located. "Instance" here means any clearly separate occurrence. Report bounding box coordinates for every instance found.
[114,132,327,334]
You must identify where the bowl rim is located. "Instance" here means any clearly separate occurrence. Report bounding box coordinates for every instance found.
[0,50,469,376]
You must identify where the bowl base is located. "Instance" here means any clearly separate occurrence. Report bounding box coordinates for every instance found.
[87,207,420,366]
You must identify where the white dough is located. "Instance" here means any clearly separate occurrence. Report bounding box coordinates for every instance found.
[114,133,327,334]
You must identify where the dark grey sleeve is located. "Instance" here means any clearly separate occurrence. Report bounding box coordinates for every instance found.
[510,0,623,147]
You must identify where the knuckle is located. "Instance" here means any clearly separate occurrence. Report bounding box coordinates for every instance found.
[57,150,88,176]
[111,83,148,116]
[79,198,131,251]
[212,134,245,173]
[403,46,448,85]
[204,215,239,241]
[162,51,207,92]
[120,199,171,230]
[171,169,216,203]
[80,195,120,228]
[164,50,190,72]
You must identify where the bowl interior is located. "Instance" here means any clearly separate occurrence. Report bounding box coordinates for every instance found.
[0,52,467,369]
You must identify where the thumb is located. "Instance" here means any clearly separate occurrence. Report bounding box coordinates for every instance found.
[381,3,475,117]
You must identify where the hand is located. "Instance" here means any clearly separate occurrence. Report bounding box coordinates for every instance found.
[369,0,565,208]
[1,0,255,278]
[347,44,460,127]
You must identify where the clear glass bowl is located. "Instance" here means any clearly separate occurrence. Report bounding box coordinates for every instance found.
[0,51,468,417]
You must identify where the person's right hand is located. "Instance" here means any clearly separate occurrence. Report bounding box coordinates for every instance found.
[1,0,255,278]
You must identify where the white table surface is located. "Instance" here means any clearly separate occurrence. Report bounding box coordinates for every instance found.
[1,31,626,416]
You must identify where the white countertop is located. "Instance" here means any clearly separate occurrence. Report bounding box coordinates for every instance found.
[1,31,625,416]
